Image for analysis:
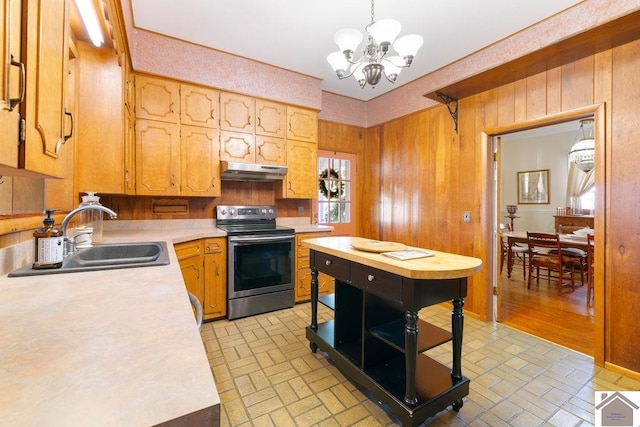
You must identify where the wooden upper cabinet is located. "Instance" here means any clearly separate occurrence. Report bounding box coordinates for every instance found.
[135,119,180,196]
[21,0,70,177]
[181,125,221,197]
[0,0,21,168]
[255,136,285,165]
[220,92,254,132]
[181,84,219,128]
[219,130,254,162]
[279,139,317,199]
[134,74,180,123]
[287,106,318,143]
[256,99,285,137]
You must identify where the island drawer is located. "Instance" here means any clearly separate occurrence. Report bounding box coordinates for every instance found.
[351,263,402,303]
[312,251,349,282]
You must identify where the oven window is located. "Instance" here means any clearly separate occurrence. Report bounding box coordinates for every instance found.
[233,241,292,292]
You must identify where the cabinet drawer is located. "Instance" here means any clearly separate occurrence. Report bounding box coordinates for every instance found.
[312,251,349,282]
[351,263,402,303]
[204,238,225,254]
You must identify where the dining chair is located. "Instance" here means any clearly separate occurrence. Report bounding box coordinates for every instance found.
[526,232,576,295]
[500,224,531,280]
[587,233,595,306]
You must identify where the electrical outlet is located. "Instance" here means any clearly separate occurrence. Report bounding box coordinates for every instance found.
[463,211,471,223]
[298,206,304,215]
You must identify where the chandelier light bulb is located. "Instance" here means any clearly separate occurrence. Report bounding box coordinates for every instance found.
[393,34,424,62]
[327,51,349,77]
[367,19,402,49]
[334,28,363,57]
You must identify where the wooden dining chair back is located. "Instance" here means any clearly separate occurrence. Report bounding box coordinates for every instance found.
[526,232,575,295]
[587,233,595,306]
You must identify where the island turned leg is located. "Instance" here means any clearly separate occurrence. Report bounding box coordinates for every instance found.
[451,297,465,381]
[310,268,319,331]
[404,310,419,406]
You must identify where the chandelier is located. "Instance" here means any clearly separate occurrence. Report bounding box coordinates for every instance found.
[326,0,423,88]
[569,118,595,172]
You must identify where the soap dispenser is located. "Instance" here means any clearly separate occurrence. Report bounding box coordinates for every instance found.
[77,191,104,246]
[33,209,64,269]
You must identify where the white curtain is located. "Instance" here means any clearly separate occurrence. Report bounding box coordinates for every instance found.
[566,161,595,206]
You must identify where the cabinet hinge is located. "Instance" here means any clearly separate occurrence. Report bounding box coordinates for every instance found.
[493,286,498,295]
[493,152,497,162]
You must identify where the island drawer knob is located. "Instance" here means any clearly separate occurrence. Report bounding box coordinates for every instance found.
[325,260,332,266]
[367,274,375,281]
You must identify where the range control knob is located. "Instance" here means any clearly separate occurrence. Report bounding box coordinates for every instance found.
[229,209,236,216]
[220,209,227,215]
[261,209,267,215]
[268,209,274,215]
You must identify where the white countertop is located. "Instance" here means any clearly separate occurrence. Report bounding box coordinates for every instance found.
[0,221,331,426]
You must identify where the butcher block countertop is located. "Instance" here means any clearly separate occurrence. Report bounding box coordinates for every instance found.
[302,236,483,279]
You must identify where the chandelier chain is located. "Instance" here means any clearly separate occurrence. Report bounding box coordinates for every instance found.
[370,0,375,25]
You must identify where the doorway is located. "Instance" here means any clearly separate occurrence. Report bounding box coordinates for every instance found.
[493,118,597,356]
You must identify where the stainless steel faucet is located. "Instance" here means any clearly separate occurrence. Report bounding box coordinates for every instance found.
[61,205,118,255]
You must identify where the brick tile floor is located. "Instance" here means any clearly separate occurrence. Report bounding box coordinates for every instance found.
[200,303,639,426]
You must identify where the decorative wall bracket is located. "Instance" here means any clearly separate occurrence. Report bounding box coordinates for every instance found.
[435,92,459,133]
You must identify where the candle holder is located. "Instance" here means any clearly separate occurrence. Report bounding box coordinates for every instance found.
[506,205,517,215]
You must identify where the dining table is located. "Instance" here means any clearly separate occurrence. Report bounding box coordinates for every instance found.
[502,231,591,278]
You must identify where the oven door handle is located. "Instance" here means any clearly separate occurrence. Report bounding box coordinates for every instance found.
[229,235,294,243]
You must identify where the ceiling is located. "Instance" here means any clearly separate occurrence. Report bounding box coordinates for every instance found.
[128,0,582,101]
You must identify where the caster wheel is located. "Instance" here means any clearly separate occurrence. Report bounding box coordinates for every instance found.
[452,399,463,412]
[310,342,318,353]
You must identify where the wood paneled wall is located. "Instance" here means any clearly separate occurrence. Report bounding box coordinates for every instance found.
[362,37,640,374]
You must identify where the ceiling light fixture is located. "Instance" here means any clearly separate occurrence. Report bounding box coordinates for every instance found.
[75,0,104,47]
[569,118,595,172]
[326,0,423,88]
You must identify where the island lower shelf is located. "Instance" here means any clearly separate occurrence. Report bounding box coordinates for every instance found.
[307,321,469,426]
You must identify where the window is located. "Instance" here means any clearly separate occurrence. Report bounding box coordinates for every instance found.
[317,155,353,227]
[316,150,357,236]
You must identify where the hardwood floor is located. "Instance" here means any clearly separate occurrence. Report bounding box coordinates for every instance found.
[498,258,595,356]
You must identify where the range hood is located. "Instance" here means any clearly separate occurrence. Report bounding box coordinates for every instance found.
[220,161,288,181]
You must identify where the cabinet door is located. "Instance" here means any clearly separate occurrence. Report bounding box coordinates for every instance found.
[280,140,317,198]
[175,240,204,306]
[220,92,254,132]
[75,42,125,195]
[135,119,180,195]
[220,130,254,163]
[255,136,285,165]
[0,0,21,168]
[204,238,226,319]
[22,0,70,177]
[256,99,285,137]
[134,74,180,123]
[181,125,220,197]
[286,106,318,142]
[181,84,219,128]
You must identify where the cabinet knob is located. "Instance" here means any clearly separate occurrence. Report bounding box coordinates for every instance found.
[367,274,375,282]
[325,260,332,266]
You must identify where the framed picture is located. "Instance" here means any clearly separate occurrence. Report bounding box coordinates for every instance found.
[517,169,550,204]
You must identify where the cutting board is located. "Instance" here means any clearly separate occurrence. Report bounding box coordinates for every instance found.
[351,240,407,253]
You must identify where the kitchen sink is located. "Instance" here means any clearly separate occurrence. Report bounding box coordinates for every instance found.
[8,241,170,277]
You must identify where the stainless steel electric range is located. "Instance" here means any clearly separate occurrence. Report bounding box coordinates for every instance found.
[216,205,295,320]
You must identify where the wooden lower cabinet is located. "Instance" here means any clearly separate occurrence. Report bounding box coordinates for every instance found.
[295,232,332,302]
[203,238,227,320]
[175,238,227,320]
[175,240,204,305]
